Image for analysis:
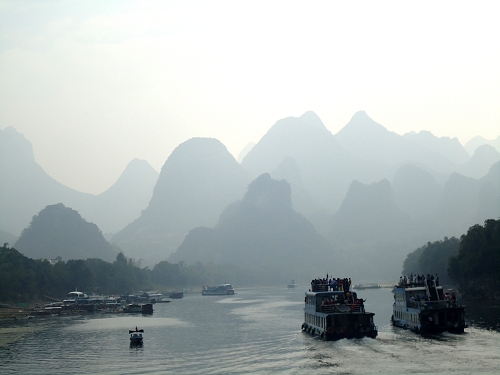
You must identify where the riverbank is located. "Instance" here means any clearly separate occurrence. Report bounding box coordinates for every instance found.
[0,306,34,320]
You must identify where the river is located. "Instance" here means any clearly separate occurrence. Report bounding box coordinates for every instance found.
[1,286,499,374]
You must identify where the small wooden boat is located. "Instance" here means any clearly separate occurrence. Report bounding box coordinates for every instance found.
[129,327,144,345]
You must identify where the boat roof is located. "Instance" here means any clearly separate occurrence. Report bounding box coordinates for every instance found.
[67,291,85,296]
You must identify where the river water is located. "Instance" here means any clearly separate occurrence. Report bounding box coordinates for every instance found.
[1,286,499,374]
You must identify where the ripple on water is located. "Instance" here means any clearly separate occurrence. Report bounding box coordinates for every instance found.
[1,288,499,375]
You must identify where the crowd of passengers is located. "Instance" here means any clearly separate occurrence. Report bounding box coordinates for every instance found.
[406,291,457,303]
[311,277,352,292]
[398,273,440,288]
[321,291,364,309]
[310,277,366,309]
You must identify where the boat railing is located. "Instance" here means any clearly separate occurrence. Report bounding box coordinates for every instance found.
[321,304,365,314]
[311,284,330,292]
[407,300,462,310]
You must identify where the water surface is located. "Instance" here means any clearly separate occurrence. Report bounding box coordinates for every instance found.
[1,286,499,374]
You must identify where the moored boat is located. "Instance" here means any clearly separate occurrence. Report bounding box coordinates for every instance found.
[63,290,87,304]
[123,303,154,314]
[169,291,184,299]
[391,275,466,334]
[201,284,235,296]
[302,278,378,340]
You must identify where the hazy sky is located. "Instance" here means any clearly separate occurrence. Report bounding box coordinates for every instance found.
[1,1,499,194]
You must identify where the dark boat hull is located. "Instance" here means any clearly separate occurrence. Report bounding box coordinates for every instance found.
[302,323,378,341]
[302,313,378,341]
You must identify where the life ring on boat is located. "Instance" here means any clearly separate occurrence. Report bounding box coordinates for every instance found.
[326,327,334,334]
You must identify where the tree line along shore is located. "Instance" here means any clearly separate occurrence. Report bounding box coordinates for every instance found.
[1,218,499,316]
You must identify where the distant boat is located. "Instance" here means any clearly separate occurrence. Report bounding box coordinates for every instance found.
[123,303,154,314]
[155,298,171,303]
[169,291,184,299]
[129,327,144,345]
[201,284,235,296]
[353,283,381,290]
[287,280,297,289]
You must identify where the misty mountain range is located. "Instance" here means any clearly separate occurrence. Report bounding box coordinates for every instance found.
[1,111,499,282]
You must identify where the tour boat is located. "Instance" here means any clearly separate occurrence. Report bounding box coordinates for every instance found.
[391,276,466,334]
[63,290,87,304]
[287,280,298,289]
[302,279,378,340]
[201,284,235,296]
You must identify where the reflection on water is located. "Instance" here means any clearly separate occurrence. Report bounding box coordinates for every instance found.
[0,287,499,375]
[462,298,500,332]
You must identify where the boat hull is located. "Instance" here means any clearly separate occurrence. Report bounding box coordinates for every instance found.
[391,307,466,334]
[302,314,378,341]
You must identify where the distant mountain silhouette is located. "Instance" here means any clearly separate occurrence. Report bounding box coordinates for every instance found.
[82,158,159,234]
[403,130,470,165]
[3,112,499,281]
[329,179,412,243]
[14,203,117,261]
[169,173,339,283]
[327,179,432,281]
[111,137,251,265]
[457,144,500,179]
[270,156,320,216]
[0,127,93,235]
[0,229,18,248]
[0,127,157,235]
[335,111,459,173]
[438,162,500,234]
[241,111,384,214]
[464,135,500,155]
[237,141,255,163]
[392,164,443,219]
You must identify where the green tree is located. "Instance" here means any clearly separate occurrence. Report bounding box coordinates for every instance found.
[449,219,500,298]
